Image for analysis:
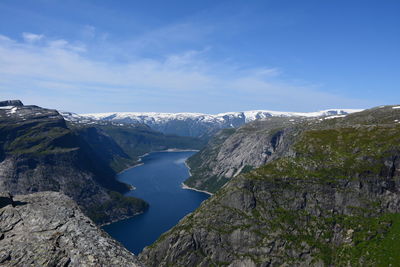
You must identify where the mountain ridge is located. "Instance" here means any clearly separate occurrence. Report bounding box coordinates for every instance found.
[62,108,362,138]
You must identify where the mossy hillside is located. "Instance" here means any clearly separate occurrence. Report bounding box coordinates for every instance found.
[241,124,400,265]
[87,191,149,225]
[0,113,77,155]
[147,174,400,266]
[185,175,230,193]
[251,124,400,182]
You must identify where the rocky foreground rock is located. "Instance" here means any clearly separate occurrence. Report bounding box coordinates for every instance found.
[0,191,144,267]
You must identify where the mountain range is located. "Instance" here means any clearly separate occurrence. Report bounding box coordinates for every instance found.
[62,109,362,138]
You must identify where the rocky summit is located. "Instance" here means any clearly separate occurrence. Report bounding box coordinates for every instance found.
[0,191,144,267]
[0,100,24,107]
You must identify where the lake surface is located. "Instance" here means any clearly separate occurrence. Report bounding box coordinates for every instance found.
[103,151,209,255]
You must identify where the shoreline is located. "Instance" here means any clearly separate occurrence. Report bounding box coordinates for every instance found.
[100,210,144,227]
[117,148,199,175]
[184,161,192,176]
[182,157,213,195]
[159,148,200,153]
[181,182,213,196]
[117,162,144,174]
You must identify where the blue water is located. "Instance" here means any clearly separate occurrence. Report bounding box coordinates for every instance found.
[103,151,209,255]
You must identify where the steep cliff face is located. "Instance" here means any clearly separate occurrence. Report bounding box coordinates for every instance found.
[0,191,144,266]
[185,117,307,193]
[0,102,147,224]
[140,106,400,266]
[72,126,137,173]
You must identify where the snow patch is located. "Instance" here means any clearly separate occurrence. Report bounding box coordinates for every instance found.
[78,109,363,126]
[324,115,347,120]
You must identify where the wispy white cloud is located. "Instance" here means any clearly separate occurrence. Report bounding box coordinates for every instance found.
[0,33,369,113]
[22,32,44,43]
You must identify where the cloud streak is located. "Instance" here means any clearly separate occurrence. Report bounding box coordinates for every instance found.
[0,32,369,113]
[22,32,44,43]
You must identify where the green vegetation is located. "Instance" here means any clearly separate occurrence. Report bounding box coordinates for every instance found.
[2,120,76,155]
[185,175,229,193]
[263,207,400,266]
[240,165,254,174]
[251,125,400,183]
[87,191,148,224]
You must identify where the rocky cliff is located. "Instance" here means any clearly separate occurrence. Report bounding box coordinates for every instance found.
[185,117,308,193]
[0,191,144,266]
[140,105,400,266]
[0,101,147,224]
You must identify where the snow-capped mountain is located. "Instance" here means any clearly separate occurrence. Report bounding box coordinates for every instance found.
[62,109,363,138]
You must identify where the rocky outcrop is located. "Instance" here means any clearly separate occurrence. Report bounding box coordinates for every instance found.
[184,117,306,193]
[140,105,400,266]
[0,101,147,224]
[0,191,144,266]
[0,100,23,107]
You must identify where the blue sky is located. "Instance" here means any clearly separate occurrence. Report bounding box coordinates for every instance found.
[0,0,399,113]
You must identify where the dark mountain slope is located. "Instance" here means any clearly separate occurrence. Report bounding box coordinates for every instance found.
[0,101,147,224]
[71,123,206,173]
[140,105,400,266]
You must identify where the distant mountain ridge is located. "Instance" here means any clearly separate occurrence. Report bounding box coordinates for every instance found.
[63,109,363,138]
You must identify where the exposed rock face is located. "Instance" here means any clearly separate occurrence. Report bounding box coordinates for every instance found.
[0,101,147,224]
[0,100,23,107]
[140,105,400,266]
[0,191,144,266]
[185,117,306,193]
